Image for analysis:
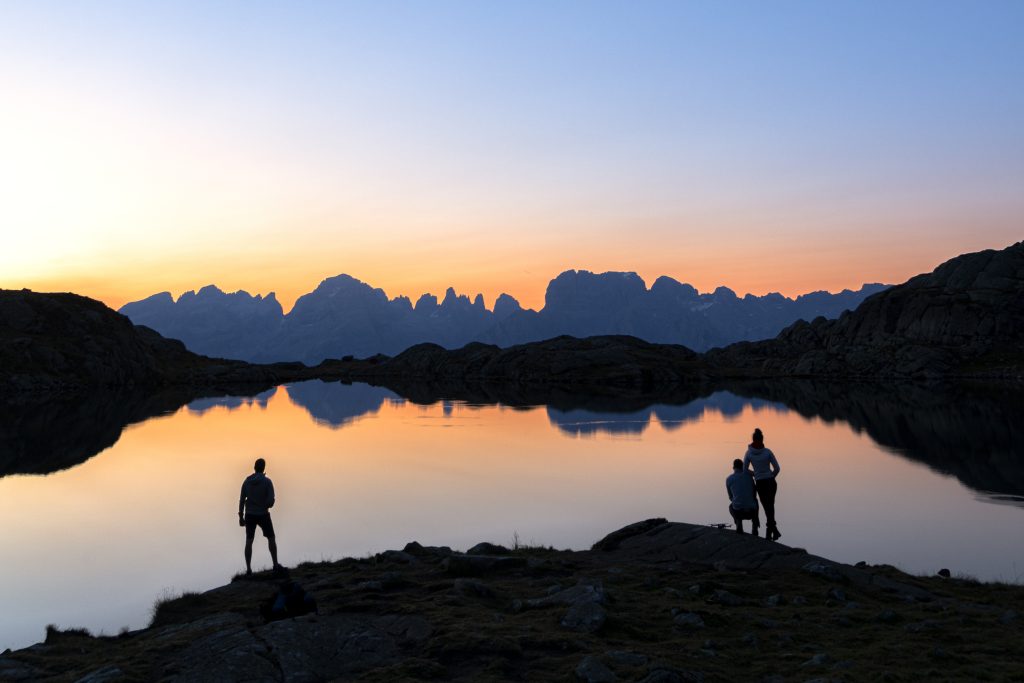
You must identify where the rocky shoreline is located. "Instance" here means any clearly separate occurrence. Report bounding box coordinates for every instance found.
[3,520,1021,681]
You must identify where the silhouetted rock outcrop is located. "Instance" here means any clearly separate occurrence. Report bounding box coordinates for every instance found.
[379,335,703,388]
[707,242,1024,378]
[0,289,350,397]
[5,519,1021,681]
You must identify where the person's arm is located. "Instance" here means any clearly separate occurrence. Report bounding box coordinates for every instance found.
[267,479,275,509]
[769,451,781,477]
[742,451,751,471]
[726,479,734,502]
[239,482,246,519]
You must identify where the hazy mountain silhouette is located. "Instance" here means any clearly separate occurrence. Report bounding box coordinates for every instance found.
[119,272,886,364]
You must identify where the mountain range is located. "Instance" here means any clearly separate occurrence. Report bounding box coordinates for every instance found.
[119,271,887,364]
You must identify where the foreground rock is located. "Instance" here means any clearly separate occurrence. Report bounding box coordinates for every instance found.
[3,520,1021,681]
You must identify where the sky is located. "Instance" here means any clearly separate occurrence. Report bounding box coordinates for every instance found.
[1,1,1022,312]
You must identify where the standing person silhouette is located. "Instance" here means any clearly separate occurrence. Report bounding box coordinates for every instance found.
[239,458,282,575]
[743,428,782,540]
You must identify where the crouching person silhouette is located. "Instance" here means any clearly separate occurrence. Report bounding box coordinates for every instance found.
[239,457,283,575]
[726,458,760,536]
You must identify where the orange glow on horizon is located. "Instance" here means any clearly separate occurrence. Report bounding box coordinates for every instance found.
[6,232,1015,314]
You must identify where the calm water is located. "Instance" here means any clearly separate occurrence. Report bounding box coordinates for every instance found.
[2,380,1023,649]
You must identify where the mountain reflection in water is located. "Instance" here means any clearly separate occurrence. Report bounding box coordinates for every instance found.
[2,379,1022,507]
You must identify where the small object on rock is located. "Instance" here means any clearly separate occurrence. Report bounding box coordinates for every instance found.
[562,601,607,633]
[855,561,867,567]
[259,580,318,623]
[688,584,703,594]
[673,612,705,629]
[575,655,617,683]
[937,568,951,578]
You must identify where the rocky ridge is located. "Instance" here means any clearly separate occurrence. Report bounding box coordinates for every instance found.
[706,241,1024,378]
[2,519,1021,681]
[119,271,886,364]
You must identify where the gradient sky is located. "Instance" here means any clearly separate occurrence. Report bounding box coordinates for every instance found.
[1,1,1022,311]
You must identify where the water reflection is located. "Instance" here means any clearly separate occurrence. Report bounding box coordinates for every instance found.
[722,380,1024,505]
[3,377,1024,651]
[548,407,654,436]
[546,393,785,436]
[284,381,403,428]
[0,389,193,476]
[187,388,278,414]
[2,380,1023,507]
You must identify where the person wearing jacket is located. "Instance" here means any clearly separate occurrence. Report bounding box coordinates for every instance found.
[726,458,760,535]
[239,457,282,575]
[743,428,782,540]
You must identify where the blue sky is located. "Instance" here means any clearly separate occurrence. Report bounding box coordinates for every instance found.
[2,1,1021,309]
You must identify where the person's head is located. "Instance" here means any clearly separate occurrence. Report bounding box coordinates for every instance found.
[732,458,743,471]
[752,428,764,445]
[254,458,266,473]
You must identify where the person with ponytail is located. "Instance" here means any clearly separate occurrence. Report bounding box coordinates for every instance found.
[743,428,782,540]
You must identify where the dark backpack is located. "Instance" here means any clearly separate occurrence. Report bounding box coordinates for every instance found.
[260,580,318,622]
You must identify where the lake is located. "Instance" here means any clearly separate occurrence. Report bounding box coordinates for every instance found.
[2,379,1023,650]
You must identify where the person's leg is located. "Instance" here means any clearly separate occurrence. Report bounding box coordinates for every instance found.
[730,506,745,533]
[244,531,255,574]
[756,479,776,526]
[757,478,780,539]
[268,536,280,568]
[260,515,282,569]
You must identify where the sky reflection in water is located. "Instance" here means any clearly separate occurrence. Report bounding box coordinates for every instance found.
[1,380,1022,649]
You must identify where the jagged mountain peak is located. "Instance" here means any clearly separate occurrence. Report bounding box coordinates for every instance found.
[120,267,894,364]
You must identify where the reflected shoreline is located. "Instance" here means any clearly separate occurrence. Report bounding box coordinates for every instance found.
[3,378,1022,506]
